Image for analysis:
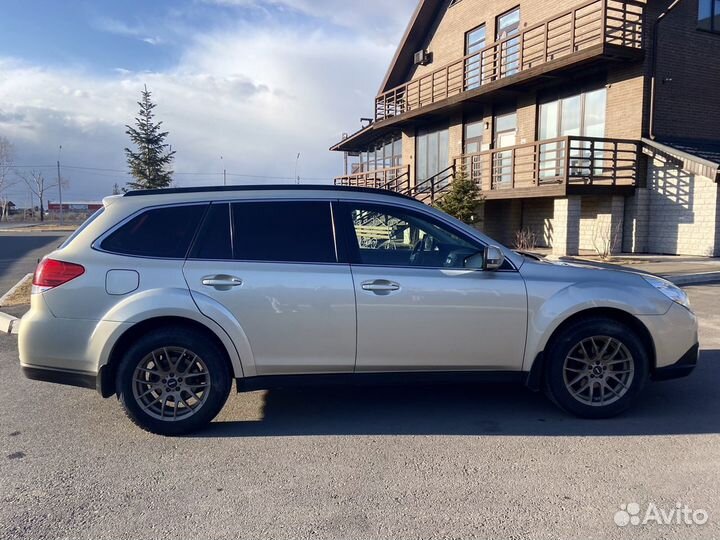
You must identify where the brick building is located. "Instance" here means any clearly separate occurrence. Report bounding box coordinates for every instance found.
[331,0,720,256]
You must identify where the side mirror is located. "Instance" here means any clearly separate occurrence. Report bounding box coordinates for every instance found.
[484,245,504,271]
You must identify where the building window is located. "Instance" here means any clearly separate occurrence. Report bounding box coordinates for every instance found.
[354,134,402,173]
[416,127,450,184]
[497,7,521,77]
[465,25,486,90]
[538,87,607,140]
[463,118,485,154]
[493,111,517,187]
[538,87,608,179]
[698,0,720,32]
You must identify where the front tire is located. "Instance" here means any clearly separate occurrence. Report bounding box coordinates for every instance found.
[544,317,649,418]
[116,327,231,435]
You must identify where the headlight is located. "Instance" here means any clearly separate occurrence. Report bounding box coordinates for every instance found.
[642,275,691,310]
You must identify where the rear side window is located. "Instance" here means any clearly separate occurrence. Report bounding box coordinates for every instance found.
[189,203,233,260]
[231,201,336,263]
[101,204,207,258]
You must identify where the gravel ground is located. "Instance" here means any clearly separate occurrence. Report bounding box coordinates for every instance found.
[1,285,719,540]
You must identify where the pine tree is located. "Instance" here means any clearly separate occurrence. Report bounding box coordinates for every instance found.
[434,167,484,224]
[124,85,176,190]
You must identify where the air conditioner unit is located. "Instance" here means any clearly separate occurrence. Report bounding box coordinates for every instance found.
[413,50,431,66]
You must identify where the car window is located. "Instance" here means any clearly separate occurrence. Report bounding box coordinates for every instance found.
[347,204,481,268]
[231,201,337,263]
[100,204,207,258]
[189,203,232,260]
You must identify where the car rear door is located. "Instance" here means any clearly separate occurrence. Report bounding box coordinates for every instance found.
[182,200,356,376]
[336,200,527,372]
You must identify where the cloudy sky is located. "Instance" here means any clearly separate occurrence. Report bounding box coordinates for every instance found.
[0,0,417,204]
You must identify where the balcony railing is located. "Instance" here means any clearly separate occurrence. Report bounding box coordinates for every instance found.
[334,137,639,203]
[456,136,640,193]
[334,165,411,192]
[375,0,644,122]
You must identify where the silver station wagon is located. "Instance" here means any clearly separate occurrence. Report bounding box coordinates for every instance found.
[19,186,698,435]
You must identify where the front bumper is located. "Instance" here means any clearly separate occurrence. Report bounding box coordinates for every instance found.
[652,343,699,381]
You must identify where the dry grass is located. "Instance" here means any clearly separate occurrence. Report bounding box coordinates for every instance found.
[0,275,32,307]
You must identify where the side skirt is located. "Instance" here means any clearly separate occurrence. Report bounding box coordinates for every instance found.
[236,370,526,393]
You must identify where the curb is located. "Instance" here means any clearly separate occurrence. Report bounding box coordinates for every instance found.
[0,311,19,335]
[664,272,720,287]
[0,273,33,307]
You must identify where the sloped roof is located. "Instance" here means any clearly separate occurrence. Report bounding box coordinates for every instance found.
[378,0,444,94]
[643,137,720,182]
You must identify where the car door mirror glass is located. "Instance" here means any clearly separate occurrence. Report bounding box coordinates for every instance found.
[484,245,505,271]
[464,251,485,269]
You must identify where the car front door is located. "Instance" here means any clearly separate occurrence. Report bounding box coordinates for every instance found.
[182,200,356,376]
[337,201,527,372]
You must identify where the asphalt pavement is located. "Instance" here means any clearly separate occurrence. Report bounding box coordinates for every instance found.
[0,285,719,539]
[0,233,67,298]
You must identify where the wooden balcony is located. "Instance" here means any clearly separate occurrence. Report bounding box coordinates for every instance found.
[375,0,644,124]
[455,136,640,200]
[334,165,411,193]
[333,137,639,204]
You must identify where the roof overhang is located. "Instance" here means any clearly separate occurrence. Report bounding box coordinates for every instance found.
[642,138,720,182]
[378,0,444,94]
[330,123,399,153]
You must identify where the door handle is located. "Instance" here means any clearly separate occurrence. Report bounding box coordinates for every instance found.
[361,280,401,293]
[201,275,243,289]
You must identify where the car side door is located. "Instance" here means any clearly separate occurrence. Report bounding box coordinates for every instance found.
[336,200,527,372]
[182,200,356,376]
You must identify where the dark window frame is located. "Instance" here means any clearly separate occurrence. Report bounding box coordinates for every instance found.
[226,199,340,265]
[95,202,209,260]
[188,202,233,261]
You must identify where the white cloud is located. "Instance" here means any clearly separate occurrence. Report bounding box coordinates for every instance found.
[0,11,411,200]
[202,0,417,44]
[92,16,165,46]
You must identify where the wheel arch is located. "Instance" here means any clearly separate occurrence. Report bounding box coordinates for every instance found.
[525,307,656,390]
[98,316,238,398]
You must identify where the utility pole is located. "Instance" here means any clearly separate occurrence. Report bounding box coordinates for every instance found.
[57,145,63,225]
[295,152,301,185]
[221,156,227,186]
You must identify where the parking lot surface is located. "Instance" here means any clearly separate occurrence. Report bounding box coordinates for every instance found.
[1,285,719,540]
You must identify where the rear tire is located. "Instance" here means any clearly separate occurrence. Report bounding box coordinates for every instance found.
[544,317,649,418]
[116,327,231,435]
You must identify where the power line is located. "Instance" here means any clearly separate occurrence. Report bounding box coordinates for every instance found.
[9,164,333,181]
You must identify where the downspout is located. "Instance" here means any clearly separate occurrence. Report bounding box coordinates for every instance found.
[649,0,684,140]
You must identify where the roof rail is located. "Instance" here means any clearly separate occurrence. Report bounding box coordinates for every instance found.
[123,184,417,201]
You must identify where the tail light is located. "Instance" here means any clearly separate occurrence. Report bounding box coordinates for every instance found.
[33,258,85,290]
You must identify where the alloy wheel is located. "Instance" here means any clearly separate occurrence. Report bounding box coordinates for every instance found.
[562,336,635,407]
[132,346,212,421]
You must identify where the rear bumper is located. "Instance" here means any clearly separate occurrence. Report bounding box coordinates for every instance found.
[652,343,699,381]
[21,365,97,390]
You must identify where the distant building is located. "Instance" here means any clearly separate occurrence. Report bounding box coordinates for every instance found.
[47,201,103,215]
[332,0,720,256]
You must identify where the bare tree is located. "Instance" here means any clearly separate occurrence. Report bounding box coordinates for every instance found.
[20,170,68,222]
[592,218,623,261]
[0,136,17,222]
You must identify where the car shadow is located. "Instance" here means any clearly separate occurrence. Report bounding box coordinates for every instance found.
[192,349,720,438]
